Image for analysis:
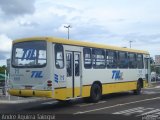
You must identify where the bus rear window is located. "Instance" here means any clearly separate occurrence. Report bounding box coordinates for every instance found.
[12,41,47,68]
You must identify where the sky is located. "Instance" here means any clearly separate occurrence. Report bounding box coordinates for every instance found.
[0,0,160,66]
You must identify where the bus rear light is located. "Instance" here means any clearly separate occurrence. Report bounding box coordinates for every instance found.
[47,80,52,86]
[47,80,52,84]
[47,83,52,86]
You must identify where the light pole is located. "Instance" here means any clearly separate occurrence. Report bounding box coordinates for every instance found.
[129,40,133,48]
[64,25,71,40]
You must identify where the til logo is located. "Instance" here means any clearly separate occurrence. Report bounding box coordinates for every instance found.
[31,71,43,78]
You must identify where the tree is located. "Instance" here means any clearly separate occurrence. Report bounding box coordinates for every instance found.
[0,65,6,74]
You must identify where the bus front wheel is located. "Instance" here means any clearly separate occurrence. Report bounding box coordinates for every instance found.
[90,83,102,103]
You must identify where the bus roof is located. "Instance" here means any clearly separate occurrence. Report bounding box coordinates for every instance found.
[13,36,149,54]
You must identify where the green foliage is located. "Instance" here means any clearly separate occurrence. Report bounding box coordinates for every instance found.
[0,65,6,74]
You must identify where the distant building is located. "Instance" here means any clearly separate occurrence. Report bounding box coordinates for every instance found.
[155,55,160,65]
[6,59,10,74]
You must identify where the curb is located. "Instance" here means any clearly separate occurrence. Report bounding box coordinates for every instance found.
[0,98,44,104]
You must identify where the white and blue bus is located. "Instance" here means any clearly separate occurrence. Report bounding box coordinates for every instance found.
[8,37,150,102]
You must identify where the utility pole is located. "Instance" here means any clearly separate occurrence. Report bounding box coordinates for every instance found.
[64,25,71,40]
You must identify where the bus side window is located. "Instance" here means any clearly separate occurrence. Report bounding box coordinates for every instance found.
[128,53,137,68]
[106,51,117,68]
[55,44,64,69]
[66,53,72,77]
[83,47,92,69]
[75,54,80,76]
[118,52,128,68]
[92,48,105,69]
[137,54,144,69]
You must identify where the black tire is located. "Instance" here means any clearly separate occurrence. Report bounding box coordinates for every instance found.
[90,84,102,103]
[133,81,142,95]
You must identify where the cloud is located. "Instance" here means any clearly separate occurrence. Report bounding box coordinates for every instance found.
[123,33,160,45]
[0,53,6,60]
[0,60,7,66]
[0,0,35,17]
[0,34,12,52]
[0,34,12,61]
[18,20,39,27]
[0,0,160,64]
[50,3,78,13]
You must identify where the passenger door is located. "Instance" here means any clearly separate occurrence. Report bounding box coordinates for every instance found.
[66,51,82,98]
[144,56,151,83]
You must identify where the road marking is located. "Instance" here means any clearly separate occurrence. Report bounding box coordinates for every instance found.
[137,109,160,117]
[77,101,106,107]
[144,85,160,89]
[74,97,160,114]
[144,87,155,90]
[142,91,160,94]
[155,86,160,88]
[113,107,145,115]
[113,107,160,117]
[41,101,58,105]
[113,107,154,116]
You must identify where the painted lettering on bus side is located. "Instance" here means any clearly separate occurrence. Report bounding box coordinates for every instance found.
[31,71,43,78]
[112,70,123,80]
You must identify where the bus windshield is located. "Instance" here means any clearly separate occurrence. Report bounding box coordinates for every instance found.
[12,41,47,68]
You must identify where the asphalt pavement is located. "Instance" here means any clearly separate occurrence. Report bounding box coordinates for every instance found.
[0,83,160,120]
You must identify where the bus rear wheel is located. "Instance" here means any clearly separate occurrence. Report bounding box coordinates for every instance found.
[133,81,142,95]
[90,83,102,103]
